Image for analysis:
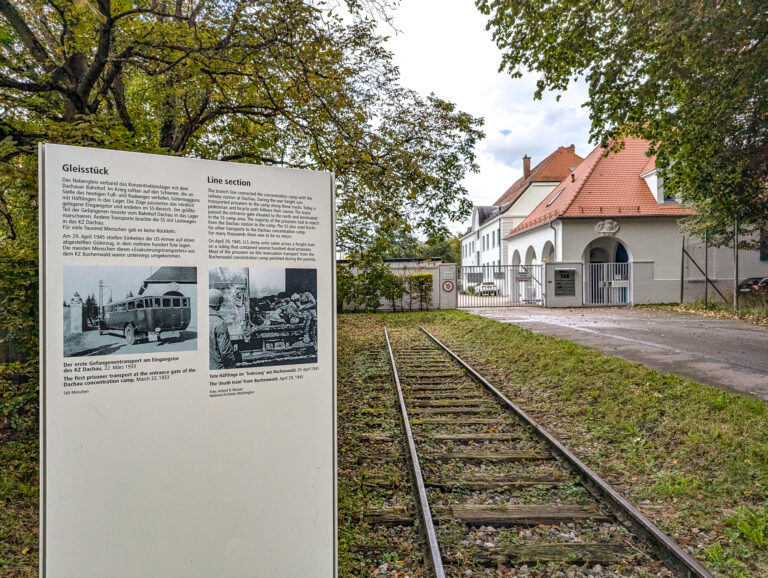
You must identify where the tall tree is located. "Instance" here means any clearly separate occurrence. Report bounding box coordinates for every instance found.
[477,0,768,242]
[0,0,483,353]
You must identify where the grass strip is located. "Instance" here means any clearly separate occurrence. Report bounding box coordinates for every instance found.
[338,311,768,577]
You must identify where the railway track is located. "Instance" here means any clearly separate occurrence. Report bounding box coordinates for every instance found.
[371,325,714,578]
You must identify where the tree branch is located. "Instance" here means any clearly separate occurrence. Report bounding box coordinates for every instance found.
[0,0,53,68]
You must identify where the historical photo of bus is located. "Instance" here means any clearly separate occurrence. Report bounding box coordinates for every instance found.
[62,266,198,357]
[209,267,317,370]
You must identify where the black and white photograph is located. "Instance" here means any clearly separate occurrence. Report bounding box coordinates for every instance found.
[62,266,198,357]
[209,267,318,370]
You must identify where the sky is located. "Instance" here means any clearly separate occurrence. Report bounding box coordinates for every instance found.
[383,0,594,233]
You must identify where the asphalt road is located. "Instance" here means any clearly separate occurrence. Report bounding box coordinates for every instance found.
[465,306,768,402]
[64,328,197,357]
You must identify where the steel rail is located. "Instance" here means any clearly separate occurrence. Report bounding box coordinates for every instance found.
[420,326,714,578]
[384,328,446,578]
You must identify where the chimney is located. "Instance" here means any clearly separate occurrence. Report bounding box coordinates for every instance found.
[523,155,531,178]
[568,144,575,151]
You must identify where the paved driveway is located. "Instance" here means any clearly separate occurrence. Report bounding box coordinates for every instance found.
[465,307,768,401]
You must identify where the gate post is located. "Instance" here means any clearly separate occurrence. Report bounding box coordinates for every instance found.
[438,263,458,309]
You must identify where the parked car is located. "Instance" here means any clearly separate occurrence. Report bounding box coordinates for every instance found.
[754,277,768,294]
[475,282,499,296]
[738,277,765,293]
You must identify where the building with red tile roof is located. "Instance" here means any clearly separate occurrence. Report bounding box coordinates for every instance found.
[460,146,583,268]
[493,145,584,206]
[507,138,692,239]
[500,137,766,306]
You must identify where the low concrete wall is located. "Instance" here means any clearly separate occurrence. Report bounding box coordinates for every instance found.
[340,262,458,312]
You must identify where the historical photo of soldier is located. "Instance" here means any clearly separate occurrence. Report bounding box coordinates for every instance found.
[208,267,318,370]
[62,266,198,357]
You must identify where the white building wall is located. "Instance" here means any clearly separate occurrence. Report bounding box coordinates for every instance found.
[460,234,476,266]
[505,216,768,306]
[476,219,503,267]
[505,225,556,267]
[460,181,564,268]
[512,182,562,217]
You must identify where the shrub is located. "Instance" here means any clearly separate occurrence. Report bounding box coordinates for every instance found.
[407,273,433,310]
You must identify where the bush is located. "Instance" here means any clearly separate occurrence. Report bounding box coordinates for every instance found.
[407,273,433,311]
[380,273,406,312]
[337,265,436,313]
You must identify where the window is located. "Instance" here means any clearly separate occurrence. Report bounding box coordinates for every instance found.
[127,301,135,310]
[154,298,161,308]
[136,299,143,309]
[118,303,127,312]
[183,298,189,306]
[172,298,181,307]
[547,188,565,207]
[162,298,171,307]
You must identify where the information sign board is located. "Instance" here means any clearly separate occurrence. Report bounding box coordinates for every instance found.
[39,144,336,577]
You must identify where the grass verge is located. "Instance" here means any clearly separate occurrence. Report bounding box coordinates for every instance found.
[643,293,768,327]
[338,311,768,577]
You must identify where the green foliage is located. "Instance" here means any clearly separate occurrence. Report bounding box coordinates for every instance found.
[378,272,405,313]
[384,229,462,264]
[727,507,768,548]
[477,0,768,240]
[0,363,37,438]
[407,273,432,311]
[336,263,357,311]
[0,0,483,356]
[338,243,436,312]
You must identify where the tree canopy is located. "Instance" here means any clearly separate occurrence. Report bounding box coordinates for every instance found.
[0,0,483,354]
[477,0,768,242]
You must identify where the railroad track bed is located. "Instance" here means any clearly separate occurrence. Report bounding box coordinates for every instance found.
[372,326,711,578]
[338,345,429,577]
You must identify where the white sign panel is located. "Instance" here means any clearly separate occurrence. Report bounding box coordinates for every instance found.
[39,144,336,577]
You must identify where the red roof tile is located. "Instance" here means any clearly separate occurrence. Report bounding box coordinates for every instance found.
[506,138,693,238]
[493,146,584,206]
[640,155,656,176]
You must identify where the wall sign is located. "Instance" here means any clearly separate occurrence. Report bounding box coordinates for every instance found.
[40,144,337,577]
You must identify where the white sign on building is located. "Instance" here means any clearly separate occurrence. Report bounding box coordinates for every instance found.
[39,144,337,577]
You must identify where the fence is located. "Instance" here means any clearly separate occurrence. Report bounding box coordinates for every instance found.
[457,265,544,307]
[584,263,632,305]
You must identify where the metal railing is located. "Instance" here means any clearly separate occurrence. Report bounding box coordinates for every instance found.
[457,264,544,307]
[585,262,632,305]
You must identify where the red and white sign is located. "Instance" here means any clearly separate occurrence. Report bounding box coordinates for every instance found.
[442,280,455,293]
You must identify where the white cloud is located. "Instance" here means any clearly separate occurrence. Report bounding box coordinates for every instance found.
[384,0,594,231]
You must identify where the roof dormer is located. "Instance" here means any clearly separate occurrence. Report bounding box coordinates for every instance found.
[640,164,674,204]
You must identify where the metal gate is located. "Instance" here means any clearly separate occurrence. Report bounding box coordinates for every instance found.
[458,265,544,307]
[585,263,632,305]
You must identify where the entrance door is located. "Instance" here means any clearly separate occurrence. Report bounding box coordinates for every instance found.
[585,263,632,305]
